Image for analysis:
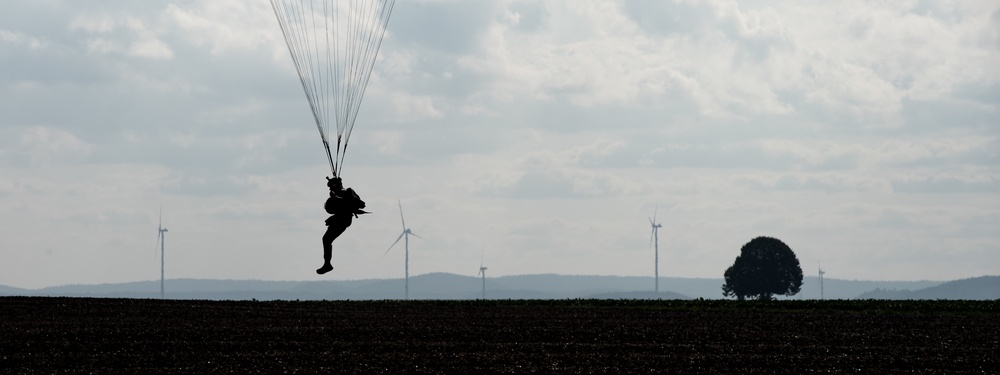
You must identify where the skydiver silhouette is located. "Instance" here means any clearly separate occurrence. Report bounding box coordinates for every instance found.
[317,176,367,275]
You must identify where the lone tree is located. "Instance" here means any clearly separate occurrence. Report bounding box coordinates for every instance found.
[722,236,803,301]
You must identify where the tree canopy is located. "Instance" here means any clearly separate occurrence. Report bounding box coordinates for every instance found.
[722,236,803,301]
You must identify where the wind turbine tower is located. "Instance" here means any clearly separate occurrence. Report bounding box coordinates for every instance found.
[155,206,168,299]
[384,199,421,300]
[478,252,488,299]
[818,265,826,300]
[649,207,663,293]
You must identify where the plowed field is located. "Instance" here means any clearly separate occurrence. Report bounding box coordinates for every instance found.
[2,297,997,373]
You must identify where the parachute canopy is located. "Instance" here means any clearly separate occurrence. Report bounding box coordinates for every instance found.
[270,0,396,177]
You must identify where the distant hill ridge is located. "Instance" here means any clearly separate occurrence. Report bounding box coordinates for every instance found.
[857,276,1000,300]
[2,273,993,300]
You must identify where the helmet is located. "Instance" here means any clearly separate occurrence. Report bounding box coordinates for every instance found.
[326,176,343,189]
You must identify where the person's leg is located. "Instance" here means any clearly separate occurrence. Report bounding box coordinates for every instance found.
[317,224,347,274]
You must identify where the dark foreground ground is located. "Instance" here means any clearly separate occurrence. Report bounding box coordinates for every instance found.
[1,297,997,374]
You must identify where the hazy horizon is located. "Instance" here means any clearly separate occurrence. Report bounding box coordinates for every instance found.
[3,270,985,291]
[2,1,998,289]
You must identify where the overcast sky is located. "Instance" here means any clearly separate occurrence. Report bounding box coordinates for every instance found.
[2,0,997,289]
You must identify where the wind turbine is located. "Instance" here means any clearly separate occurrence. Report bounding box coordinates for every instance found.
[384,199,421,300]
[478,251,488,299]
[818,264,826,300]
[648,207,663,294]
[155,205,168,299]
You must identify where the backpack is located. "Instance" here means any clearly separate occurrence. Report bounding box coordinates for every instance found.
[325,188,367,216]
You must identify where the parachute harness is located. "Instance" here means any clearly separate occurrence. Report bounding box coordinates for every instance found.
[271,0,396,177]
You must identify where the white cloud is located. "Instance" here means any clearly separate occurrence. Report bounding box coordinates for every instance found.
[68,14,117,34]
[70,14,174,60]
[164,2,282,56]
[84,37,118,55]
[387,92,444,121]
[0,29,47,49]
[370,131,403,155]
[780,1,1000,110]
[2,127,92,166]
[127,38,173,60]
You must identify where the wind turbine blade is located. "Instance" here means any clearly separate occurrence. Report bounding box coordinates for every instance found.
[409,231,423,239]
[384,232,406,256]
[155,204,163,258]
[397,198,406,230]
[649,228,654,253]
[653,205,658,223]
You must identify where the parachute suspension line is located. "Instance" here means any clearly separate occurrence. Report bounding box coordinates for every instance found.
[323,1,341,177]
[331,0,343,176]
[318,1,339,177]
[308,0,336,176]
[336,0,396,175]
[271,0,395,177]
[272,0,336,176]
[337,0,361,174]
